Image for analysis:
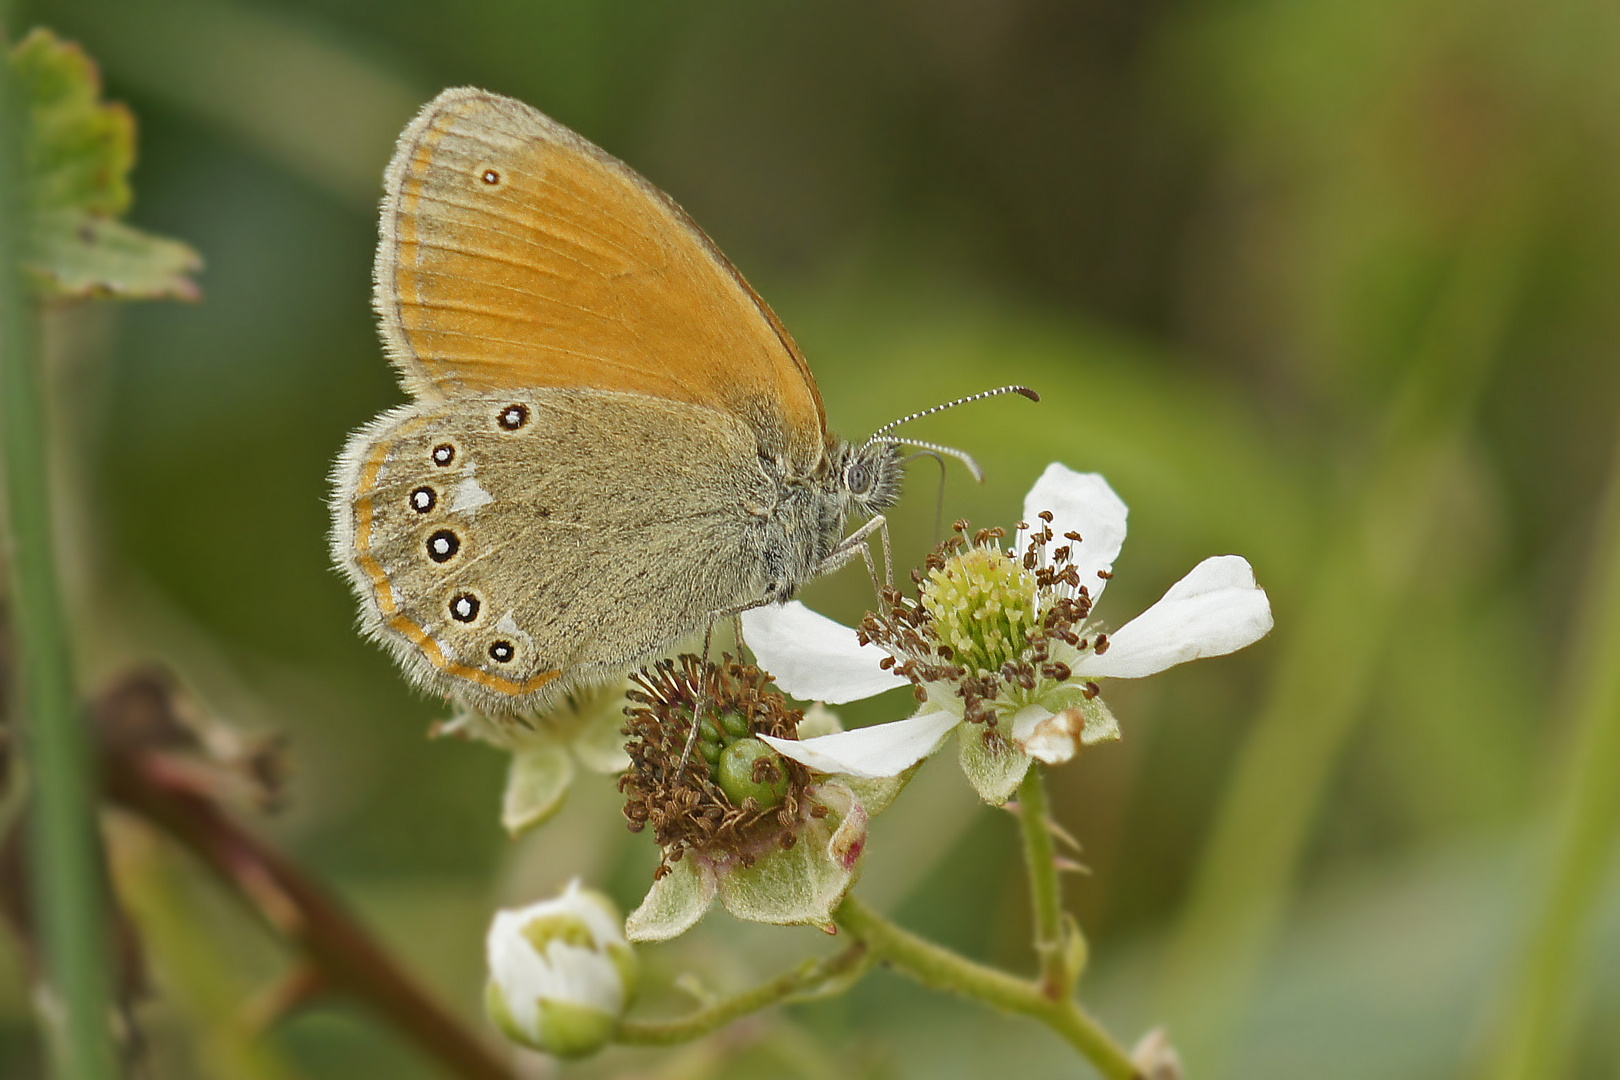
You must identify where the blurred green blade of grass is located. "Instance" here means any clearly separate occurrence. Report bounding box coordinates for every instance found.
[1476,428,1620,1080]
[0,28,119,1078]
[42,0,424,206]
[112,820,303,1080]
[1154,175,1543,1077]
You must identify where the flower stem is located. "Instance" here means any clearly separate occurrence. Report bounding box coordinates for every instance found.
[612,943,871,1046]
[834,894,1135,1078]
[1016,765,1073,995]
[0,33,119,1080]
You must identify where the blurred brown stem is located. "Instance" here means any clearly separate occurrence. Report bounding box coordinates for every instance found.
[93,672,514,1080]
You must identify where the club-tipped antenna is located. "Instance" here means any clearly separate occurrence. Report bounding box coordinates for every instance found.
[866,384,1039,441]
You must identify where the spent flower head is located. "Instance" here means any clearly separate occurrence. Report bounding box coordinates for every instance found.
[484,879,637,1059]
[619,656,870,941]
[743,463,1274,804]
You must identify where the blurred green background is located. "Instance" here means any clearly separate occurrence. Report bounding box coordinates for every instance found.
[4,0,1620,1076]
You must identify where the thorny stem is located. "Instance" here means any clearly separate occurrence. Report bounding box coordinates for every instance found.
[0,32,120,1080]
[613,943,871,1046]
[835,894,1135,1078]
[1017,765,1072,996]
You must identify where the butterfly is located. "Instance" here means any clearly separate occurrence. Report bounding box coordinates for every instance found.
[328,87,941,716]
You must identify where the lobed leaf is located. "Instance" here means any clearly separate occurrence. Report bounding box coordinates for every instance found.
[9,29,200,300]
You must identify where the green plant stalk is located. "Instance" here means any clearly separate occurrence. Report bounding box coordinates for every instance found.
[1016,765,1069,995]
[613,943,871,1046]
[835,894,1135,1078]
[0,39,120,1080]
[1157,178,1537,1077]
[1480,430,1620,1080]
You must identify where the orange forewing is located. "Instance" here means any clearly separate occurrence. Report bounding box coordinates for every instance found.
[376,88,827,464]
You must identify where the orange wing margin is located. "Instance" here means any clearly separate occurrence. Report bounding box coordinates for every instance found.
[375,88,827,465]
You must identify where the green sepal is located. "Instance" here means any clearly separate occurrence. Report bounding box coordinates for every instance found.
[625,857,715,943]
[957,723,1033,805]
[501,744,575,836]
[535,999,616,1059]
[714,782,867,931]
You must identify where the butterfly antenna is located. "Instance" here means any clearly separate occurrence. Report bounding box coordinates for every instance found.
[879,438,983,482]
[866,384,1039,441]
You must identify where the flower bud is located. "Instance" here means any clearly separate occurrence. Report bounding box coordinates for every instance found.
[484,880,637,1058]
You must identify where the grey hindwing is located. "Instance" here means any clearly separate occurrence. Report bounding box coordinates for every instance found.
[347,387,781,708]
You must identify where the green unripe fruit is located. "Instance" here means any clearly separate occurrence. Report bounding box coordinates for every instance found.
[719,710,751,739]
[715,738,789,810]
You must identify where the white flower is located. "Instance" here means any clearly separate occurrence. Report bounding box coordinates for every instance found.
[742,463,1274,804]
[484,879,637,1058]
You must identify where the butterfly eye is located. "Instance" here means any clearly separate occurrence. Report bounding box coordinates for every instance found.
[846,460,872,495]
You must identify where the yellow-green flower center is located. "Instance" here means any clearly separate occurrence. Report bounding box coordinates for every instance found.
[920,546,1038,676]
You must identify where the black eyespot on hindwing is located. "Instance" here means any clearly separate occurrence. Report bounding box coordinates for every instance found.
[449,593,480,623]
[410,486,437,513]
[431,443,456,467]
[481,169,501,185]
[426,529,460,563]
[498,404,529,430]
[488,640,515,663]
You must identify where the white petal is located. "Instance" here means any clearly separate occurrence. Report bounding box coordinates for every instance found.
[759,709,961,778]
[1075,555,1273,679]
[1024,464,1128,604]
[741,601,907,704]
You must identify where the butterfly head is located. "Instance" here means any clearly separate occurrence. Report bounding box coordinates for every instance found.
[834,438,905,518]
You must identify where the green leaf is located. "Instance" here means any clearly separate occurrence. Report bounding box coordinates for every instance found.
[29,212,201,301]
[9,29,200,300]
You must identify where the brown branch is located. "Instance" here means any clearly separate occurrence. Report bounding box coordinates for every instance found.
[94,669,514,1080]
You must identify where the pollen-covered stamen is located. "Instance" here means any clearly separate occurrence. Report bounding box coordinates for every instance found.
[620,655,813,877]
[922,543,1039,677]
[859,514,1101,726]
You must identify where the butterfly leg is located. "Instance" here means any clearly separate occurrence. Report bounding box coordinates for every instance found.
[675,596,775,780]
[818,514,892,600]
[818,514,889,579]
[674,618,719,782]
